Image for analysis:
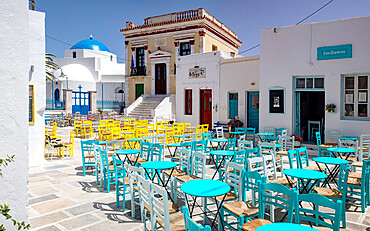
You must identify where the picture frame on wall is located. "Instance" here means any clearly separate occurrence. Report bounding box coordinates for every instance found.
[269,88,285,113]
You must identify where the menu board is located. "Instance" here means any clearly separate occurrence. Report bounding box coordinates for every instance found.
[29,85,34,124]
[269,89,284,113]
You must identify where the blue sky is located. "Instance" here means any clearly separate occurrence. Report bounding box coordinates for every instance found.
[37,0,370,63]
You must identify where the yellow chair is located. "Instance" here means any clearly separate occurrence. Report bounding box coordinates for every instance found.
[201,124,209,133]
[83,120,94,139]
[196,125,203,133]
[62,131,75,157]
[111,127,122,140]
[107,119,114,124]
[98,125,111,141]
[165,127,175,144]
[74,121,84,138]
[100,120,108,125]
[113,120,121,127]
[156,124,165,135]
[147,124,155,135]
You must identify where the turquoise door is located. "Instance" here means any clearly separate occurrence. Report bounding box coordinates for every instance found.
[247,92,259,132]
[229,93,238,119]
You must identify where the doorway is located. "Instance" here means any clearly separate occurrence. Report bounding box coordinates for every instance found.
[295,92,325,141]
[247,91,259,132]
[200,89,212,129]
[155,63,166,94]
[229,93,238,119]
[135,84,144,100]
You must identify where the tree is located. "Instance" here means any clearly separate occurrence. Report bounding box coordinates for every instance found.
[45,53,59,82]
[0,155,30,231]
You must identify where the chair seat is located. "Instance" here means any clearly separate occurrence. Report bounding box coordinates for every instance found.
[223,201,258,217]
[241,218,272,231]
[276,156,282,161]
[229,147,238,151]
[349,172,362,179]
[320,144,334,148]
[276,150,288,155]
[347,177,361,185]
[314,187,342,197]
[157,212,185,231]
[176,175,201,182]
[107,152,116,157]
[213,190,238,202]
[84,154,95,159]
[62,142,72,145]
[144,200,179,214]
[352,161,363,167]
[269,177,297,186]
[220,167,241,173]
[118,177,130,186]
[128,157,147,164]
[164,169,187,177]
[133,186,138,191]
[324,143,337,146]
[172,156,180,160]
[336,156,357,162]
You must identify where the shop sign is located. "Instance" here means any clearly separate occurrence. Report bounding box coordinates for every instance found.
[317,44,352,60]
[189,68,206,79]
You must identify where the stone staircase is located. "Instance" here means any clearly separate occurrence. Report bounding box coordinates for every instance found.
[127,95,166,119]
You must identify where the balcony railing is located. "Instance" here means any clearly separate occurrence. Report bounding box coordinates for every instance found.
[130,66,147,76]
[96,100,125,110]
[46,99,65,110]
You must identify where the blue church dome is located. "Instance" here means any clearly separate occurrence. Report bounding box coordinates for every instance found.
[70,36,110,52]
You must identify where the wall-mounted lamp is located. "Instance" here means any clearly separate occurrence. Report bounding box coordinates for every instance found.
[30,65,34,72]
[251,82,256,86]
[194,65,199,68]
[273,28,278,33]
[213,103,218,112]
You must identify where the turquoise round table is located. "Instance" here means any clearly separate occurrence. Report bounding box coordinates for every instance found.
[141,161,177,202]
[255,223,319,231]
[166,142,182,160]
[283,169,327,193]
[181,179,230,229]
[327,147,357,160]
[260,143,282,149]
[114,149,141,165]
[313,157,349,189]
[209,138,228,150]
[209,150,235,179]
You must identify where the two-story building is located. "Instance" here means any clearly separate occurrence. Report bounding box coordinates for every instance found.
[120,8,242,119]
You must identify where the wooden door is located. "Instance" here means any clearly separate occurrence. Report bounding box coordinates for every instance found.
[247,91,259,132]
[200,90,212,129]
[229,93,238,119]
[135,84,144,99]
[155,63,166,94]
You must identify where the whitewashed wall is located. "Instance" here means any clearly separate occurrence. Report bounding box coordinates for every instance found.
[260,16,370,136]
[219,56,260,124]
[0,0,29,227]
[176,52,221,125]
[29,10,46,166]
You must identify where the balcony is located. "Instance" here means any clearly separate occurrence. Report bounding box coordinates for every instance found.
[130,66,147,76]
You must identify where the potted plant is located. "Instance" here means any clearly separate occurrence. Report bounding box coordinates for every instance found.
[119,104,125,115]
[325,104,336,113]
[292,135,303,147]
[97,107,103,115]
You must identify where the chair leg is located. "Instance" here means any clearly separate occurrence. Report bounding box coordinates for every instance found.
[116,181,120,208]
[82,160,86,176]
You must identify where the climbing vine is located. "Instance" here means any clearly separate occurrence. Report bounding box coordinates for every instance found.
[0,155,30,231]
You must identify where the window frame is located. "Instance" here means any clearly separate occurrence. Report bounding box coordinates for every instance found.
[228,92,238,119]
[72,52,76,58]
[179,42,191,56]
[341,74,370,120]
[184,89,192,115]
[136,47,145,67]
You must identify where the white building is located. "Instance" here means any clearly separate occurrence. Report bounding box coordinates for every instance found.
[260,16,370,140]
[48,37,125,114]
[176,51,260,129]
[0,0,45,227]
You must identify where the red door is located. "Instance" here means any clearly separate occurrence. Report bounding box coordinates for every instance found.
[155,63,166,94]
[200,90,212,129]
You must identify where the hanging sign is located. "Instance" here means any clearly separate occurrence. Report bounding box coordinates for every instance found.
[269,89,284,114]
[317,44,352,60]
[189,68,206,79]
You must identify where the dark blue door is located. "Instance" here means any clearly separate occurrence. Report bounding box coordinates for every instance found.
[247,91,259,132]
[72,88,90,115]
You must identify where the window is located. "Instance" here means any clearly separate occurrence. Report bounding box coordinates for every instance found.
[180,42,191,56]
[229,93,238,118]
[185,89,192,115]
[343,75,369,119]
[110,55,113,61]
[136,47,145,67]
[72,52,76,58]
[295,77,324,89]
[212,44,218,51]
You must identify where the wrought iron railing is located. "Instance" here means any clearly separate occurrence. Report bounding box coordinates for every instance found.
[46,99,65,110]
[96,100,125,110]
[130,66,146,76]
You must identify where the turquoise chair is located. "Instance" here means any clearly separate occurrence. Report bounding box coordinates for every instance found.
[112,155,129,212]
[220,170,266,231]
[316,131,331,157]
[245,128,256,146]
[183,206,211,231]
[347,159,370,212]
[81,140,99,176]
[227,137,237,151]
[202,132,212,140]
[239,182,297,230]
[133,141,151,165]
[100,149,116,193]
[295,193,342,231]
[192,140,207,153]
[171,141,192,162]
[287,149,299,169]
[313,164,350,228]
[150,143,162,161]
[92,144,102,185]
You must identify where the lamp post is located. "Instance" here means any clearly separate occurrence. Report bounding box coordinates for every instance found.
[51,68,67,109]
